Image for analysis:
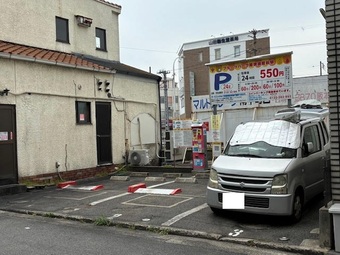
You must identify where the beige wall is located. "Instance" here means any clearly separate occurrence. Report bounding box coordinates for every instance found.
[0,0,121,61]
[112,74,160,162]
[0,58,159,178]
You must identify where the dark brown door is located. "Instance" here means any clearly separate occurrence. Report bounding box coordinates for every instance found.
[95,102,112,165]
[0,105,18,185]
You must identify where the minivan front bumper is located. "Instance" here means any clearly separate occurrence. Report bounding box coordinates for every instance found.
[206,187,293,216]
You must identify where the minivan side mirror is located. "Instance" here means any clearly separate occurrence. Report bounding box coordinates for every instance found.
[302,142,314,157]
[307,142,314,154]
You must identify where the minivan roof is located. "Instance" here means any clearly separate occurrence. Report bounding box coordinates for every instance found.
[275,106,329,123]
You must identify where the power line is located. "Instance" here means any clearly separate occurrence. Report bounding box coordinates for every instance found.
[120,40,325,69]
[271,41,326,48]
[120,40,326,77]
[176,41,326,72]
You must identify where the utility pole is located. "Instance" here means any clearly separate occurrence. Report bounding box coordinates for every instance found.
[158,69,170,131]
[248,29,267,57]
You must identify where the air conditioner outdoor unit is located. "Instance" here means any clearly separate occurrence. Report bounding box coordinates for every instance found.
[129,149,149,166]
[75,15,93,27]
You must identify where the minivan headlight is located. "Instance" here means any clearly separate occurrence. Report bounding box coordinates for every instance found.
[208,168,218,189]
[271,174,288,194]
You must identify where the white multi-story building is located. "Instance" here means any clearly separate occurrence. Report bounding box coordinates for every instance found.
[177,29,270,118]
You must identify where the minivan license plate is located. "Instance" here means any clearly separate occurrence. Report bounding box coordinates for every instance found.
[222,192,245,209]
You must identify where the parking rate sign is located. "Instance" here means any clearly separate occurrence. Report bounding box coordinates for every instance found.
[209,52,293,106]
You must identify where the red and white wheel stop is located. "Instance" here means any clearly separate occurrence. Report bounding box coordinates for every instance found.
[57,181,104,191]
[128,183,181,195]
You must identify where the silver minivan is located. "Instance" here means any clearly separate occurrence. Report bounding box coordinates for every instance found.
[206,107,330,222]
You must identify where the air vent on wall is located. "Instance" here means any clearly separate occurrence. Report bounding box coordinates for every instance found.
[75,15,92,27]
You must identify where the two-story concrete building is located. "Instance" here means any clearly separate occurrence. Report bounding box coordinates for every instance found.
[0,0,162,185]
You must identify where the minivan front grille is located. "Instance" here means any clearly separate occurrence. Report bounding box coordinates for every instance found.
[220,184,266,192]
[220,176,268,185]
[218,173,272,194]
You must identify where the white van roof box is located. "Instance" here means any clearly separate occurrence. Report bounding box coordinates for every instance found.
[275,100,329,122]
[291,99,322,109]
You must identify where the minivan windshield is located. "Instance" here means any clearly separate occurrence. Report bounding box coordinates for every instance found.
[224,141,297,159]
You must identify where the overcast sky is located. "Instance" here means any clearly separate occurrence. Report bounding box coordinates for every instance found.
[111,0,327,79]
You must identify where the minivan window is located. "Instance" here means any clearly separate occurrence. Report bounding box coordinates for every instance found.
[302,125,321,156]
[320,121,329,145]
[224,141,297,158]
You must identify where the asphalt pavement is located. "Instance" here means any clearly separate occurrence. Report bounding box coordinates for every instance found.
[0,170,331,255]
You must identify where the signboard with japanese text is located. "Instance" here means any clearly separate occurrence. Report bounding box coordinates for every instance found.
[192,75,328,112]
[211,114,221,142]
[191,95,262,111]
[173,119,193,148]
[211,114,220,130]
[292,75,328,105]
[212,142,222,158]
[209,52,293,108]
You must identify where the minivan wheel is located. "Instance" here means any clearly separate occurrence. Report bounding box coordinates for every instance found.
[291,192,303,223]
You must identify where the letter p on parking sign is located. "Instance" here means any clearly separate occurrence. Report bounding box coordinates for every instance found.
[214,73,232,90]
[222,192,245,209]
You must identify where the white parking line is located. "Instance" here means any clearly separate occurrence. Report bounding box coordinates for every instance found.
[89,180,176,206]
[89,192,129,206]
[161,203,208,226]
[45,192,107,201]
[122,195,192,208]
[147,180,175,188]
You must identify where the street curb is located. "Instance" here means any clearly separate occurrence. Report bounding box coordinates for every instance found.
[130,172,149,177]
[175,177,197,183]
[0,208,329,255]
[110,176,130,181]
[163,173,182,178]
[194,173,210,179]
[144,177,166,182]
